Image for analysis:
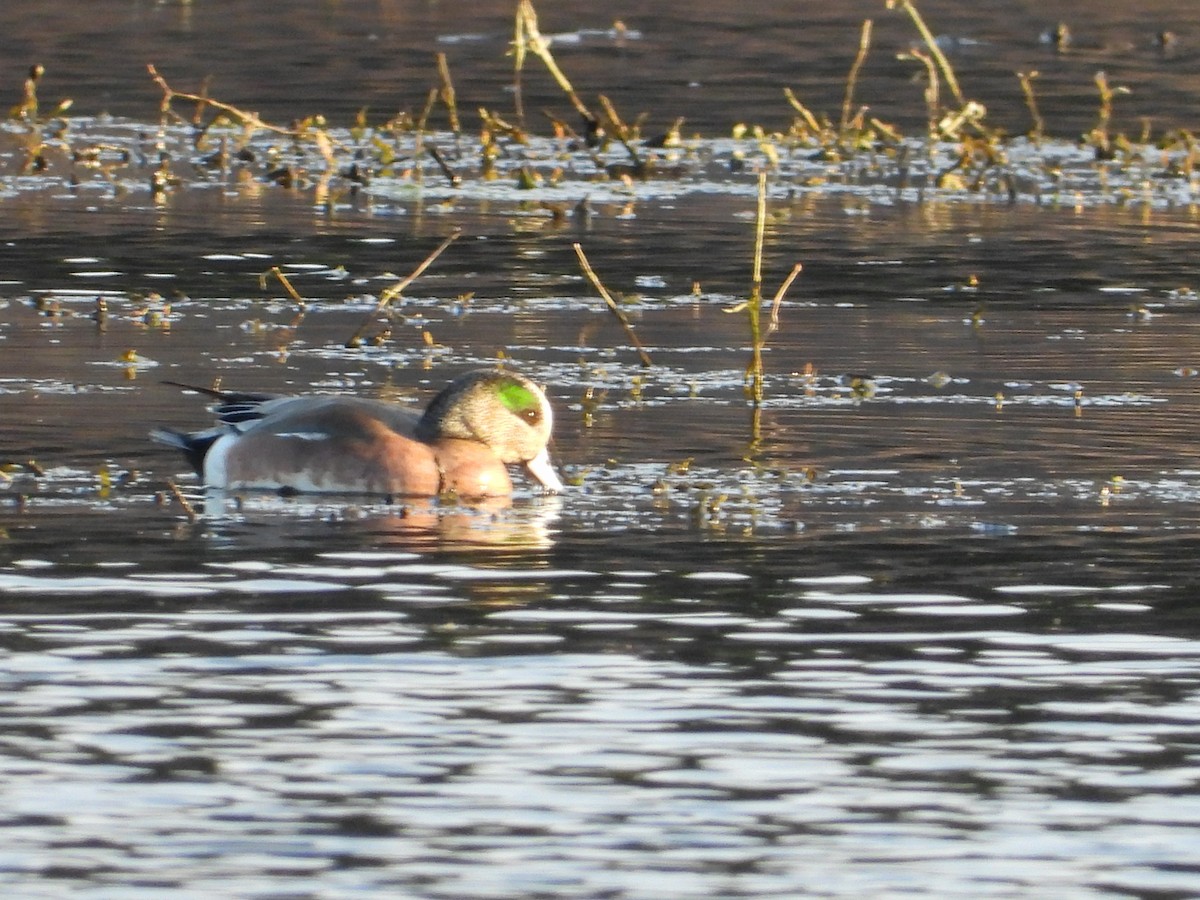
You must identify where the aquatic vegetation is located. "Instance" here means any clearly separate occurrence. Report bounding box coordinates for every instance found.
[342,231,461,348]
[572,242,652,368]
[0,0,1192,218]
[1,0,1198,524]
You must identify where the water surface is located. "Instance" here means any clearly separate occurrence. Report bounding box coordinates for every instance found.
[2,1,1200,897]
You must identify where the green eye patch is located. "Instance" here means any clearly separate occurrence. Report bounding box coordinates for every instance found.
[498,381,539,417]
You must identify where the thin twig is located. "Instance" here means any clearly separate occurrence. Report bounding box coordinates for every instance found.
[260,266,310,336]
[345,230,462,348]
[765,263,803,340]
[841,20,873,133]
[166,479,198,522]
[516,0,595,123]
[598,94,643,170]
[436,52,461,133]
[427,145,462,186]
[512,4,527,125]
[887,0,965,107]
[783,88,824,134]
[573,242,653,368]
[263,266,307,304]
[900,48,940,139]
[1017,70,1044,143]
[147,64,297,137]
[747,171,768,402]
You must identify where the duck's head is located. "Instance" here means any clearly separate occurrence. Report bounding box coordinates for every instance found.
[417,369,563,492]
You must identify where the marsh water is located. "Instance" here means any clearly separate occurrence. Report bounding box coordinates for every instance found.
[4,1,1200,897]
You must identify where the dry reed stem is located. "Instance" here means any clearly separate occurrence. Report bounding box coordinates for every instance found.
[735,175,803,404]
[516,0,595,123]
[752,170,767,291]
[765,263,803,339]
[783,88,823,134]
[263,266,306,304]
[12,64,42,121]
[512,5,528,124]
[416,87,438,134]
[436,53,461,133]
[147,64,297,137]
[746,171,768,402]
[426,144,461,186]
[344,229,462,348]
[598,95,643,169]
[1017,70,1044,143]
[265,267,310,331]
[887,0,965,108]
[1091,71,1129,153]
[166,479,198,522]
[190,75,212,127]
[410,87,439,184]
[573,242,653,368]
[841,19,873,132]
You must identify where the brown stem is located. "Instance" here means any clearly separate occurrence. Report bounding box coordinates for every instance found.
[573,242,653,368]
[436,52,461,133]
[344,230,462,348]
[146,64,297,137]
[841,20,874,133]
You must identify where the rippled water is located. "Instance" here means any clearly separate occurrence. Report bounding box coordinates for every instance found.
[3,1,1200,897]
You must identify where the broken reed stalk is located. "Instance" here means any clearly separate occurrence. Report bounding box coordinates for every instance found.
[409,87,440,184]
[598,94,643,169]
[729,174,802,404]
[746,171,768,402]
[1095,71,1116,135]
[1091,70,1128,153]
[147,64,297,137]
[783,88,823,135]
[12,64,43,121]
[516,0,595,123]
[765,263,803,339]
[344,229,462,348]
[841,19,873,133]
[901,47,940,139]
[261,266,311,331]
[572,243,653,368]
[416,86,438,134]
[435,52,461,134]
[263,266,306,305]
[190,75,213,127]
[426,145,461,186]
[1017,70,1044,143]
[887,0,965,108]
[511,5,528,125]
[166,479,198,522]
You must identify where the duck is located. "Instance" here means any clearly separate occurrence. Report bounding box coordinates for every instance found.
[151,368,563,497]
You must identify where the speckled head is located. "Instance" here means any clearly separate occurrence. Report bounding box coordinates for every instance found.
[417,369,562,491]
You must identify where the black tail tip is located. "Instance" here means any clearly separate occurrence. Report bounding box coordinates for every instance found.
[149,427,216,479]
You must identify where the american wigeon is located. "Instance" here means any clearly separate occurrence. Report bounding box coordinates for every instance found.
[151,369,563,497]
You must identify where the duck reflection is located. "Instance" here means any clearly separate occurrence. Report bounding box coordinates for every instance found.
[188,489,562,553]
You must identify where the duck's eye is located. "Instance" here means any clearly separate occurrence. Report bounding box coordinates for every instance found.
[499,383,541,422]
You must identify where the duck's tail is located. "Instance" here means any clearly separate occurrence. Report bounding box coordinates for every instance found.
[149,427,220,479]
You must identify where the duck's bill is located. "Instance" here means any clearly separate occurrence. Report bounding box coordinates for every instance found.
[525,449,564,493]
